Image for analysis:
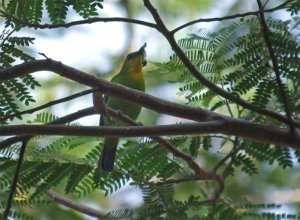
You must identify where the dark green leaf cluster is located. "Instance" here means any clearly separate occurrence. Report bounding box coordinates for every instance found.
[1,113,194,219]
[0,132,199,219]
[232,140,295,177]
[143,14,300,219]
[233,152,258,175]
[0,210,38,220]
[238,202,300,220]
[5,0,43,29]
[3,0,104,28]
[0,147,94,199]
[117,139,179,181]
[161,16,300,172]
[105,194,211,219]
[167,17,300,114]
[91,137,208,219]
[104,197,300,220]
[286,0,300,16]
[92,139,180,197]
[67,0,104,19]
[0,114,101,213]
[105,209,135,219]
[0,31,40,124]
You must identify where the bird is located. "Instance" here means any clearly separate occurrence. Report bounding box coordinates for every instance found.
[98,43,147,172]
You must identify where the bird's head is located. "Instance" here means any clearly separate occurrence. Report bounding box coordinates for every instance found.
[122,43,147,74]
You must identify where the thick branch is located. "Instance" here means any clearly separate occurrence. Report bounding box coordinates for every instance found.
[1,59,300,148]
[0,59,226,123]
[2,59,299,130]
[143,0,295,127]
[0,107,94,150]
[0,121,299,148]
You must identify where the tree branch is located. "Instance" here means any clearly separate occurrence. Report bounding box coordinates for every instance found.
[45,189,105,219]
[156,175,212,185]
[171,0,290,33]
[1,59,299,129]
[2,140,27,220]
[0,59,228,123]
[0,108,95,217]
[1,59,299,148]
[0,107,95,150]
[212,139,241,172]
[0,120,299,148]
[1,88,97,121]
[105,106,209,177]
[1,14,157,30]
[143,0,296,127]
[256,0,294,133]
[0,0,288,34]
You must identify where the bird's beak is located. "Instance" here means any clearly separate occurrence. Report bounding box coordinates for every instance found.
[138,43,147,67]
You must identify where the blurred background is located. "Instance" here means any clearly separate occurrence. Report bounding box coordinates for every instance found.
[5,0,300,219]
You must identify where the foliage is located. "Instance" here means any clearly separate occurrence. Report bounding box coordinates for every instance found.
[4,0,104,29]
[1,0,300,219]
[0,31,39,124]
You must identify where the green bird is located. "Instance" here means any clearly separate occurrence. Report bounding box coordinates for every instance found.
[98,43,147,172]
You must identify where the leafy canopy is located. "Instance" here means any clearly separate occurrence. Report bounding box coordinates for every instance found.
[1,0,300,219]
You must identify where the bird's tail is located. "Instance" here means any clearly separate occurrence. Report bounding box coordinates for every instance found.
[98,137,119,172]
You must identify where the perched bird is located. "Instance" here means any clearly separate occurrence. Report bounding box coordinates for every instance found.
[98,43,147,172]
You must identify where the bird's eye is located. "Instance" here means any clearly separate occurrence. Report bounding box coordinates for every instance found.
[127,52,138,60]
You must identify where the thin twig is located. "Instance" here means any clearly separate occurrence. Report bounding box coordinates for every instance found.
[4,14,158,30]
[156,174,214,185]
[210,139,241,207]
[207,140,242,207]
[171,0,290,33]
[0,9,24,24]
[2,140,28,220]
[153,137,210,176]
[263,0,271,8]
[210,175,224,207]
[0,28,15,47]
[16,0,28,23]
[45,190,105,218]
[221,83,234,118]
[1,88,97,121]
[256,0,295,133]
[213,138,241,172]
[0,0,287,34]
